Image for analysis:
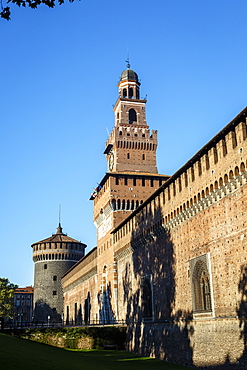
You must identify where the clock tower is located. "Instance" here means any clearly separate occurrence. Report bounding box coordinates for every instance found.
[90,64,169,323]
[104,66,158,174]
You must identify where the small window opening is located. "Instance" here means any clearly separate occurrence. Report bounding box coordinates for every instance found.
[129,109,137,123]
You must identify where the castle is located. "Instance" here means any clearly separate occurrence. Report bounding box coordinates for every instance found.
[33,65,247,368]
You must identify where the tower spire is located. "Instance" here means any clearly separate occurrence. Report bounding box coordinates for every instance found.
[59,204,61,226]
[56,204,63,234]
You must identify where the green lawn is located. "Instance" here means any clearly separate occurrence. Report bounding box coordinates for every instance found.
[0,333,190,370]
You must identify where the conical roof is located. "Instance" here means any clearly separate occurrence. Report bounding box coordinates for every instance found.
[31,224,83,245]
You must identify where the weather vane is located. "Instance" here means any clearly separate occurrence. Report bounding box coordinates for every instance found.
[126,54,130,69]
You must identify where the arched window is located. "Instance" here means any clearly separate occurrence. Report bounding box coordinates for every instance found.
[128,87,133,98]
[129,109,137,123]
[111,199,116,211]
[117,199,121,210]
[123,88,127,98]
[136,87,140,99]
[190,257,212,313]
[122,199,125,210]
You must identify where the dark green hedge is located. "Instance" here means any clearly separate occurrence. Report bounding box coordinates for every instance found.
[5,326,126,350]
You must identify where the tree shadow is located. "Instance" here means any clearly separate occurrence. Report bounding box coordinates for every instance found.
[98,283,117,324]
[180,263,247,370]
[123,205,194,367]
[235,264,247,368]
[84,293,91,325]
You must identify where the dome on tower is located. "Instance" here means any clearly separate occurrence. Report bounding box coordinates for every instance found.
[120,69,139,82]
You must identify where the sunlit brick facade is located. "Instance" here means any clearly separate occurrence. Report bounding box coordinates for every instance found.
[62,67,247,368]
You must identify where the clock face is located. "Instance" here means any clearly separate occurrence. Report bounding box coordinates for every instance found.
[109,152,114,172]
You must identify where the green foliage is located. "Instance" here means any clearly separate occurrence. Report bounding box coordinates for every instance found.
[64,338,78,349]
[0,278,18,320]
[16,326,127,350]
[0,0,75,20]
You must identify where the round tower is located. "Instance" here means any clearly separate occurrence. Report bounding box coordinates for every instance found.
[32,224,86,323]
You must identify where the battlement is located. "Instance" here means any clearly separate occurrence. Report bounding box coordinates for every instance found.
[113,109,247,242]
[105,127,157,151]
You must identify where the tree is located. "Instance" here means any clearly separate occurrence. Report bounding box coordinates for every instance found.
[0,0,75,20]
[0,278,18,321]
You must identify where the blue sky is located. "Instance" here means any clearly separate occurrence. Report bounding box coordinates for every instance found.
[1,0,247,286]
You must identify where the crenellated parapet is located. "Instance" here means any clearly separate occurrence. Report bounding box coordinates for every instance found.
[113,107,247,247]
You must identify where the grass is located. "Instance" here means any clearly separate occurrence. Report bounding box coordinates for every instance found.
[0,333,190,370]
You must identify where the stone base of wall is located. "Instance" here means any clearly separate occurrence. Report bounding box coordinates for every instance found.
[126,318,247,369]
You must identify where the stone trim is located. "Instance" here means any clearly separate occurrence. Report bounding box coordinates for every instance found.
[63,267,97,293]
[164,173,247,230]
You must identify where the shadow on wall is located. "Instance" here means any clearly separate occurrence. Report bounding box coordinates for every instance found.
[84,292,91,325]
[33,300,61,324]
[123,205,194,367]
[196,266,247,370]
[235,265,247,368]
[65,293,91,325]
[98,282,117,324]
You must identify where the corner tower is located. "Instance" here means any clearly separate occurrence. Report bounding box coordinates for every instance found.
[105,66,158,174]
[32,224,86,323]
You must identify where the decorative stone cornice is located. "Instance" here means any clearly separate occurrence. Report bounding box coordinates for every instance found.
[63,267,97,293]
